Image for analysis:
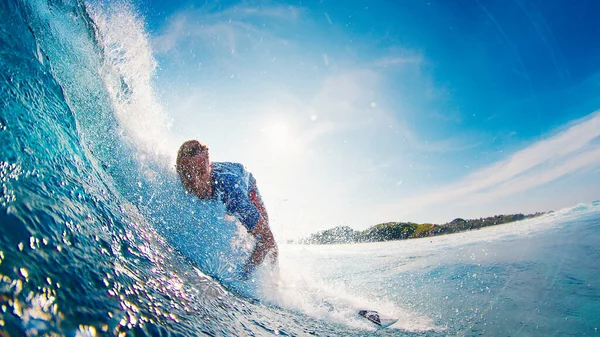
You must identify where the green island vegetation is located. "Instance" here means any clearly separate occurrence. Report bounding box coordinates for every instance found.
[296,212,547,245]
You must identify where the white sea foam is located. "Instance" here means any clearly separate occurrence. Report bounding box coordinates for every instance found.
[88,2,176,168]
[256,245,440,332]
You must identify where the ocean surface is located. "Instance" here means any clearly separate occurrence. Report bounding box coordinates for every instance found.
[1,0,600,336]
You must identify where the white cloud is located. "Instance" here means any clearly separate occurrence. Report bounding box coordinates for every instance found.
[379,111,600,217]
[466,146,600,204]
[152,5,301,54]
[374,55,423,68]
[308,69,393,132]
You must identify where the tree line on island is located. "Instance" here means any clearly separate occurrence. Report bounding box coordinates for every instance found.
[296,212,547,245]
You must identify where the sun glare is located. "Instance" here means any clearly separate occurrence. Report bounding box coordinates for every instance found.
[264,121,290,150]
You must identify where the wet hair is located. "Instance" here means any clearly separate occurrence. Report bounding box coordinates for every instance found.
[176,140,209,192]
[177,140,208,160]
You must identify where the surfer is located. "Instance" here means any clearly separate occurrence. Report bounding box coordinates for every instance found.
[176,140,278,278]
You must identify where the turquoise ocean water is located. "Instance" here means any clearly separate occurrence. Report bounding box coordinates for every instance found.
[1,0,599,335]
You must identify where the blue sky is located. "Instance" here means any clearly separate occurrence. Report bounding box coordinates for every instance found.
[129,0,600,238]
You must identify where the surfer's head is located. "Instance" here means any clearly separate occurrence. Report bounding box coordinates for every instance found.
[177,140,212,198]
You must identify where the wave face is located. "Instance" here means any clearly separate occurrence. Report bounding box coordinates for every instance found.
[1,0,599,336]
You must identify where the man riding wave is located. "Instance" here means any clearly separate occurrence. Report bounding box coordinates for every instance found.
[176,140,278,278]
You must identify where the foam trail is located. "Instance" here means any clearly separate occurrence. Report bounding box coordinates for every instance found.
[255,248,440,332]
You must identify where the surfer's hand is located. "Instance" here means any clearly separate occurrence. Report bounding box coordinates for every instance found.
[248,217,278,263]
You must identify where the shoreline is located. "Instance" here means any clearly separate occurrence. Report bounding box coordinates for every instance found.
[294,212,549,245]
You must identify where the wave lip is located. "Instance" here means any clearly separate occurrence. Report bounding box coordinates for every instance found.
[88,2,175,165]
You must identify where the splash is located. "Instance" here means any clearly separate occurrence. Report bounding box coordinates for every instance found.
[255,247,440,332]
[88,2,174,167]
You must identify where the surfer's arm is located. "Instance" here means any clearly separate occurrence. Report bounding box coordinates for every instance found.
[243,189,278,276]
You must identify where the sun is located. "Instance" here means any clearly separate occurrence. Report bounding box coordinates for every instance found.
[266,121,290,150]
